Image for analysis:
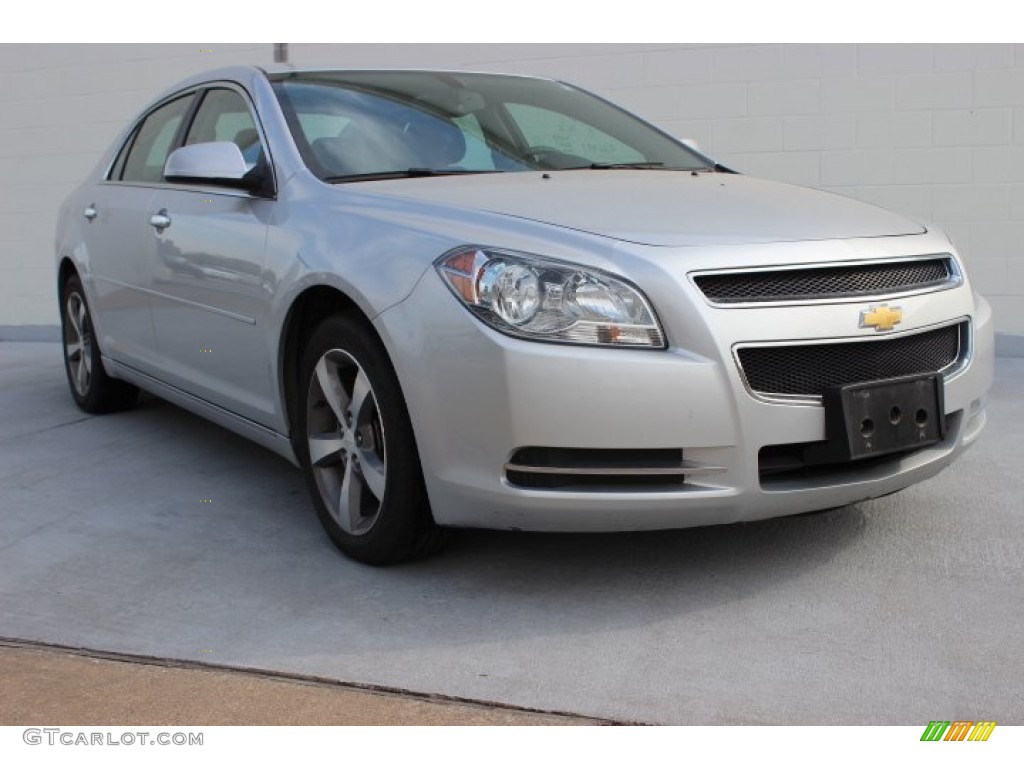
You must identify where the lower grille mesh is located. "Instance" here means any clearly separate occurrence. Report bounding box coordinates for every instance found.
[738,323,964,398]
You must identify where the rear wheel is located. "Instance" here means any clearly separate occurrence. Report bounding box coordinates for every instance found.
[297,314,445,564]
[61,274,138,413]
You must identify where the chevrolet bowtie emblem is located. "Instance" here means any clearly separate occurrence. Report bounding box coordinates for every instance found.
[860,304,903,332]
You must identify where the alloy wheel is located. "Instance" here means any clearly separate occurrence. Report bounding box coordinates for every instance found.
[306,348,387,535]
[64,292,93,397]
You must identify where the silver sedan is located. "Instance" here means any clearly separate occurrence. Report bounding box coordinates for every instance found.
[55,66,994,563]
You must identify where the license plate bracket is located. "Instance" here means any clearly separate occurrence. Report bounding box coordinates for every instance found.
[820,373,945,462]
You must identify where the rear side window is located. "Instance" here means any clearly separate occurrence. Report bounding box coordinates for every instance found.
[185,88,264,169]
[121,95,194,183]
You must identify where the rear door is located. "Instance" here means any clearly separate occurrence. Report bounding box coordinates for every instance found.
[85,93,195,373]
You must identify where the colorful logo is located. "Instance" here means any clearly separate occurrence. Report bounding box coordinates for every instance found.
[859,303,904,332]
[920,721,996,741]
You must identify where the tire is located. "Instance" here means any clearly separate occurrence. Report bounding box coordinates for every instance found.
[60,274,138,413]
[296,314,446,565]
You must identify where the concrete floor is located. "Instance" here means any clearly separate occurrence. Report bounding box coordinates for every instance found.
[1,342,1022,725]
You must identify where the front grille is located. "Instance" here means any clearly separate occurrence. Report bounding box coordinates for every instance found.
[737,322,964,399]
[694,258,952,304]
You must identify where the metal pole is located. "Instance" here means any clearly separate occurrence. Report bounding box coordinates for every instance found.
[273,43,289,64]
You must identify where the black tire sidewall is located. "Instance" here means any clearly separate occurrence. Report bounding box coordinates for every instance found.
[296,314,434,564]
[60,274,138,413]
[61,275,103,411]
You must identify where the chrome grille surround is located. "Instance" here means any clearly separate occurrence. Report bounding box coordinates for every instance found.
[691,255,960,307]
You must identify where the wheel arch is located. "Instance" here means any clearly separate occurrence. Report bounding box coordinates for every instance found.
[278,284,388,445]
[57,257,79,303]
[57,257,107,353]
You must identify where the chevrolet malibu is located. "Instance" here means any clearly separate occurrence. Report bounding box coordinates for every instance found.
[56,66,994,564]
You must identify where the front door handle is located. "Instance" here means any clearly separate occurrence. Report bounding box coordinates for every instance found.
[83,205,97,220]
[149,210,172,231]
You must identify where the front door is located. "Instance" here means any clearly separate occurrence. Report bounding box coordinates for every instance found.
[144,87,276,427]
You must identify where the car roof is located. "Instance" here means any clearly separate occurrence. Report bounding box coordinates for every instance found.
[158,65,554,96]
[258,65,553,79]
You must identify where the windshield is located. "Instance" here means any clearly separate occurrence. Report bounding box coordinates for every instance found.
[270,71,712,181]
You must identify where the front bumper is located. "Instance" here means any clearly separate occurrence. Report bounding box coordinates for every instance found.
[374,235,994,532]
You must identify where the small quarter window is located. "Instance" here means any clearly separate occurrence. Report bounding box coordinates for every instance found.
[108,126,138,180]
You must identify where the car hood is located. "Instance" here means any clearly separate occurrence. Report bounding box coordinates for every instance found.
[359,170,926,247]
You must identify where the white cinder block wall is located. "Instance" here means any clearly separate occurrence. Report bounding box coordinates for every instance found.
[2,43,1022,345]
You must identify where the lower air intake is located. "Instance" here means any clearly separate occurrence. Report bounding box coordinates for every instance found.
[505,447,698,490]
[737,322,965,399]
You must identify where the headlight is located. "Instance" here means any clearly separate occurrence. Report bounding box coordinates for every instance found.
[435,247,666,348]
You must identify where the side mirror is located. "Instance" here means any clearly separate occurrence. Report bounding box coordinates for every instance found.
[164,142,263,193]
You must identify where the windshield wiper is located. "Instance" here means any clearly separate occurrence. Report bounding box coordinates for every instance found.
[579,162,727,173]
[580,161,665,170]
[324,168,502,183]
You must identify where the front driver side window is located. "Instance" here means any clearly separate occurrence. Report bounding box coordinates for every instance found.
[185,88,264,170]
[120,94,194,183]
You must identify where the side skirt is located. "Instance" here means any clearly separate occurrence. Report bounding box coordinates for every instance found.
[105,357,300,467]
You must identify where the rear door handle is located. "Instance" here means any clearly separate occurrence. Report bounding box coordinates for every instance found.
[83,205,97,220]
[149,210,171,231]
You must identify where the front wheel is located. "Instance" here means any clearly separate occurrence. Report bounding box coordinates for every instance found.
[297,314,445,564]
